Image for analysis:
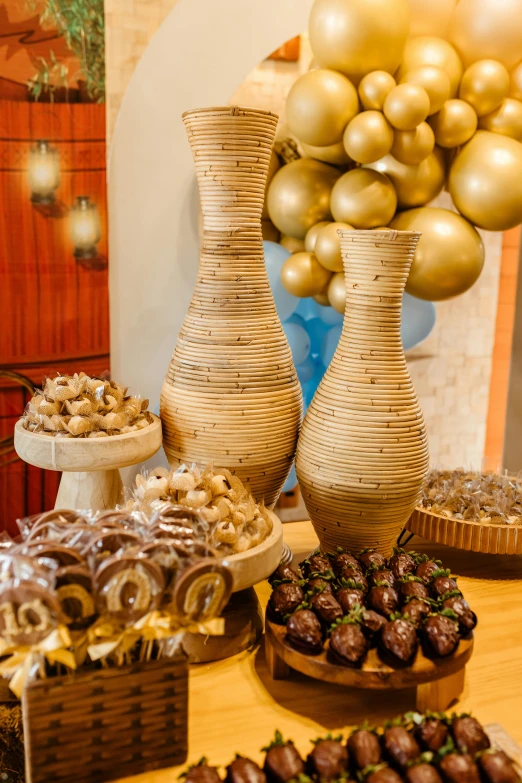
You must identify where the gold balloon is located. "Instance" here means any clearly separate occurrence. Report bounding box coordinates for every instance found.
[459,60,510,117]
[391,207,484,300]
[358,71,397,110]
[343,111,394,163]
[365,147,446,208]
[327,272,347,313]
[280,236,306,253]
[286,69,359,147]
[315,222,354,272]
[261,219,280,243]
[449,0,522,70]
[267,158,339,239]
[383,84,431,130]
[300,140,351,165]
[408,0,456,38]
[305,221,331,253]
[330,169,397,227]
[429,99,478,147]
[401,66,451,115]
[479,98,522,140]
[510,62,522,101]
[309,0,410,83]
[391,122,435,164]
[395,37,463,97]
[262,150,281,219]
[449,130,522,230]
[280,252,332,297]
[313,291,331,306]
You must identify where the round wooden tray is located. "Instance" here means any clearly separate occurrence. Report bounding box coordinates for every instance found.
[225,510,283,592]
[406,506,522,555]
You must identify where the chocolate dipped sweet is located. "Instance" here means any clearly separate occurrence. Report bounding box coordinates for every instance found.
[286,609,323,654]
[337,587,365,614]
[331,552,361,576]
[368,585,399,618]
[402,598,432,629]
[380,618,418,663]
[367,764,404,783]
[416,559,442,584]
[310,591,343,627]
[307,738,349,781]
[225,757,266,783]
[383,726,420,769]
[451,716,490,755]
[360,609,387,638]
[339,567,368,589]
[358,549,386,571]
[406,763,444,783]
[442,596,477,635]
[399,577,430,604]
[268,583,305,623]
[185,761,222,783]
[430,574,458,599]
[414,717,449,752]
[388,551,415,580]
[302,554,333,578]
[423,613,460,657]
[368,568,396,589]
[308,577,334,595]
[439,753,481,783]
[478,750,520,783]
[347,729,382,770]
[329,621,368,666]
[269,565,302,586]
[263,734,305,783]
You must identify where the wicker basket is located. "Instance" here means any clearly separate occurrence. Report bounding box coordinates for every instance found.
[22,656,188,783]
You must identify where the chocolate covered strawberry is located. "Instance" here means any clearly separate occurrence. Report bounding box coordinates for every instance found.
[340,568,369,589]
[416,558,443,584]
[358,548,386,571]
[368,585,399,618]
[439,753,481,783]
[402,598,432,629]
[442,596,477,635]
[388,550,416,580]
[348,728,382,770]
[184,759,222,783]
[269,564,302,586]
[366,763,404,783]
[329,617,368,666]
[263,732,305,783]
[451,716,490,755]
[380,617,418,663]
[310,591,343,627]
[301,554,333,579]
[406,763,443,783]
[286,609,323,654]
[414,717,449,752]
[268,583,305,623]
[430,570,459,599]
[308,576,334,594]
[360,609,388,638]
[399,576,430,604]
[331,552,361,577]
[368,568,396,589]
[423,611,460,657]
[478,750,520,783]
[337,585,366,614]
[307,735,349,781]
[226,757,266,783]
[383,726,420,769]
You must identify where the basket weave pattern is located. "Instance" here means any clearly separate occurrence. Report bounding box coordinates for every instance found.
[296,230,429,553]
[160,107,302,507]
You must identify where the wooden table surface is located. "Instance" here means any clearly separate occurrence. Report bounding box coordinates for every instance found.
[120,521,522,783]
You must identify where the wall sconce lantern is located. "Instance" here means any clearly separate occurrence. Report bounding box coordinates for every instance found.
[28,140,60,204]
[69,196,101,260]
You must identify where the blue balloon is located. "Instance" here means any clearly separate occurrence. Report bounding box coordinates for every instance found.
[401,293,436,351]
[321,324,342,367]
[282,464,298,492]
[302,363,325,406]
[286,313,306,328]
[316,302,344,326]
[283,321,311,366]
[296,356,315,383]
[263,241,299,321]
[305,317,330,359]
[295,297,321,321]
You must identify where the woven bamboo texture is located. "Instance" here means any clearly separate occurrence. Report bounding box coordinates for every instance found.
[161,106,302,507]
[407,506,522,555]
[22,656,188,783]
[296,230,429,554]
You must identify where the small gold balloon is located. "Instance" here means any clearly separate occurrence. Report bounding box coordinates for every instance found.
[262,150,281,219]
[449,0,522,71]
[383,84,431,130]
[267,158,339,239]
[280,236,306,253]
[459,60,510,117]
[315,222,354,272]
[261,219,280,243]
[280,252,332,297]
[479,98,522,140]
[358,71,397,110]
[449,130,522,231]
[396,37,463,97]
[429,99,478,148]
[365,147,446,208]
[401,66,451,115]
[309,0,410,83]
[286,69,359,147]
[300,140,351,165]
[408,0,457,38]
[391,122,435,164]
[305,221,331,253]
[327,272,347,313]
[330,168,397,228]
[343,110,394,163]
[313,291,331,306]
[391,207,484,300]
[510,62,522,101]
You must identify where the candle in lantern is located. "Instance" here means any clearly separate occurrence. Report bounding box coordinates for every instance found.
[28,140,60,204]
[69,196,101,259]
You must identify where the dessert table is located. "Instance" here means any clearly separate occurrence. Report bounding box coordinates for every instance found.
[118,520,522,783]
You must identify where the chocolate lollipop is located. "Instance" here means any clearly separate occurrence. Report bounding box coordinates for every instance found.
[358,549,386,571]
[388,550,415,580]
[406,763,444,783]
[225,757,266,783]
[0,580,63,646]
[171,558,233,622]
[442,596,477,635]
[347,728,382,770]
[95,554,165,622]
[383,726,420,769]
[329,618,368,666]
[451,716,490,755]
[423,612,460,657]
[439,753,481,783]
[478,750,520,783]
[402,598,432,629]
[398,576,430,604]
[368,585,399,618]
[268,584,305,623]
[414,717,449,752]
[286,609,323,654]
[55,565,95,628]
[263,732,305,783]
[309,591,343,627]
[184,759,222,783]
[307,736,349,781]
[25,542,85,567]
[380,617,418,664]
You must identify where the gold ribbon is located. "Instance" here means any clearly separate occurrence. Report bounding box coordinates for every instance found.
[0,626,76,698]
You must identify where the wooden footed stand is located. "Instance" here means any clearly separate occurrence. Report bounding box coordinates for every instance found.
[14,415,162,511]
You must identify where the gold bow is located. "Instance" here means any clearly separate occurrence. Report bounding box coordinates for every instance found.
[0,626,76,698]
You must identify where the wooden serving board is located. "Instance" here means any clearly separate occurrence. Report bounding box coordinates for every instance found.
[407,506,522,555]
[265,618,473,712]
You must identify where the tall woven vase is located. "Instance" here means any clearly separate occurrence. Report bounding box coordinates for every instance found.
[161,106,302,507]
[296,229,429,553]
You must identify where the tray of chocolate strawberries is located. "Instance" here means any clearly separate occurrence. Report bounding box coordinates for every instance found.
[265,547,476,702]
[181,712,521,783]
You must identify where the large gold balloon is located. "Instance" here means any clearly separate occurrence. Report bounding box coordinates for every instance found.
[315,222,354,271]
[395,37,463,97]
[262,150,281,219]
[267,158,339,239]
[408,0,456,38]
[459,60,510,117]
[343,111,394,163]
[449,0,522,70]
[429,99,478,147]
[479,98,522,140]
[309,0,410,83]
[327,272,347,313]
[391,207,484,300]
[358,71,397,110]
[300,140,351,165]
[391,122,435,164]
[383,84,431,130]
[365,147,446,208]
[510,62,522,101]
[286,69,359,147]
[313,291,331,306]
[305,221,331,253]
[281,252,332,297]
[330,169,397,227]
[280,236,306,253]
[449,130,522,230]
[401,66,451,115]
